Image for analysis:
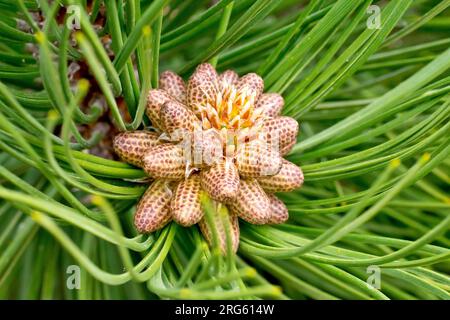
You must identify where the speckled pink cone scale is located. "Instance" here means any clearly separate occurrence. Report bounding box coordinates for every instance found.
[257,159,304,193]
[160,100,200,141]
[146,89,173,130]
[113,130,159,167]
[256,93,284,117]
[134,180,173,233]
[114,63,304,253]
[235,73,264,100]
[171,174,203,226]
[201,159,240,203]
[159,70,187,103]
[267,194,289,224]
[262,116,299,156]
[218,70,239,89]
[142,144,186,179]
[187,64,219,116]
[228,179,271,225]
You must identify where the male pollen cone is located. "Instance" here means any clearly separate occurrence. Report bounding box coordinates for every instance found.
[113,63,304,254]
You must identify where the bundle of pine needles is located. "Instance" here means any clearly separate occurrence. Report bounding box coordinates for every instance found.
[0,0,449,300]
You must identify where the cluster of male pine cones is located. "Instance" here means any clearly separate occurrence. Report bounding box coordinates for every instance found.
[113,63,304,253]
